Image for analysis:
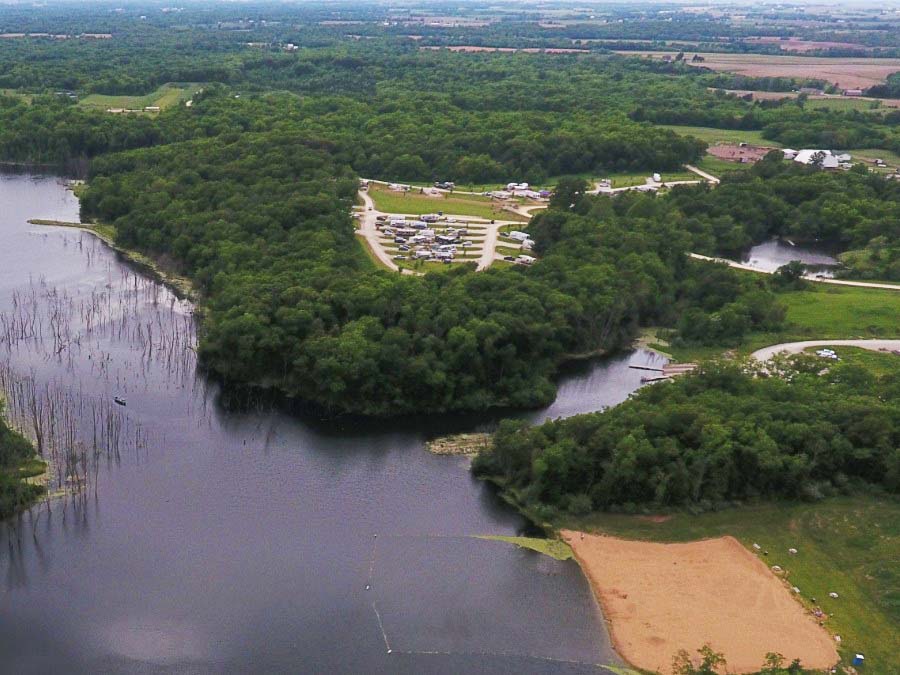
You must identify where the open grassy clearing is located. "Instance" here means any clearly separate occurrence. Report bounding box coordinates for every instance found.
[800,345,900,376]
[658,125,781,148]
[563,497,900,675]
[368,183,529,221]
[495,245,522,257]
[693,154,757,177]
[78,83,201,111]
[655,280,900,362]
[604,169,697,187]
[807,97,888,113]
[848,148,900,167]
[0,88,32,103]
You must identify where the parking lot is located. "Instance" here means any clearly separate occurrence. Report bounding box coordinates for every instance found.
[356,188,539,274]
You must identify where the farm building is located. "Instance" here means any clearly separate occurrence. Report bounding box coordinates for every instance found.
[793,149,839,169]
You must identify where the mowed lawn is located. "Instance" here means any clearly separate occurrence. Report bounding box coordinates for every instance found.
[778,283,900,336]
[78,83,202,111]
[656,280,900,362]
[604,169,698,187]
[693,154,757,177]
[368,184,528,221]
[566,497,900,674]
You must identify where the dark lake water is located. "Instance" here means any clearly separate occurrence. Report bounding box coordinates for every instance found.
[741,238,839,275]
[0,173,664,673]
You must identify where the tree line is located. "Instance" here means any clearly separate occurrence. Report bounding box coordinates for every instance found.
[474,357,900,516]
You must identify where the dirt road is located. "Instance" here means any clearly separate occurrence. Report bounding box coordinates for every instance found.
[685,164,721,184]
[356,190,403,273]
[751,339,900,362]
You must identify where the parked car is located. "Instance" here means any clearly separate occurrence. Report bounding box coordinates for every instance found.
[394,237,407,244]
[393,255,407,260]
[503,256,516,262]
[398,245,410,252]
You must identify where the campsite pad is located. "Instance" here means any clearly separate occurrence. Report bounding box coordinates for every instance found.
[369,535,620,668]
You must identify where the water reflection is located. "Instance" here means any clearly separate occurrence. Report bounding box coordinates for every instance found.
[741,238,839,275]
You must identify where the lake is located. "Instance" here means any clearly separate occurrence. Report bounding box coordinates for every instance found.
[0,173,664,673]
[741,238,840,275]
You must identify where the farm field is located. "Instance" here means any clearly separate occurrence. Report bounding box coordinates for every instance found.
[715,90,900,110]
[368,183,529,221]
[806,97,890,113]
[565,497,900,675]
[623,52,900,89]
[77,83,202,111]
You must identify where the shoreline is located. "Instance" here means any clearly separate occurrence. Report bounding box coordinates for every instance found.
[561,530,840,675]
[562,532,635,672]
[28,219,199,303]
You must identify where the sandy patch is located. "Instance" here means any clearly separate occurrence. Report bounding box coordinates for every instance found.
[561,531,838,675]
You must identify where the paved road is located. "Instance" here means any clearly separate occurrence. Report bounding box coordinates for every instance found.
[592,178,703,194]
[356,190,404,273]
[751,339,900,362]
[689,253,900,291]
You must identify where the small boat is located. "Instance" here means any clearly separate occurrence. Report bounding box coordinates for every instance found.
[114,396,127,406]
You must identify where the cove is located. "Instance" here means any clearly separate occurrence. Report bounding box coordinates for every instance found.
[0,172,661,673]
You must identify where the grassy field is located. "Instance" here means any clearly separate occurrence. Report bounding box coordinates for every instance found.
[564,496,900,674]
[368,184,528,221]
[0,88,33,103]
[804,345,900,376]
[848,148,900,168]
[78,83,201,112]
[693,154,757,177]
[658,125,781,148]
[656,280,900,362]
[604,169,698,187]
[807,97,887,113]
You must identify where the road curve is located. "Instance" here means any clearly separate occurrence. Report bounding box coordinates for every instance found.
[689,253,900,291]
[356,190,402,272]
[751,339,900,362]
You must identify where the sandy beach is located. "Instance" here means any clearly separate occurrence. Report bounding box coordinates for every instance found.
[561,531,839,674]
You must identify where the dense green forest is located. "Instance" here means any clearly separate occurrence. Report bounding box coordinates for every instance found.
[82,142,783,415]
[0,3,897,416]
[0,403,43,519]
[474,357,900,515]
